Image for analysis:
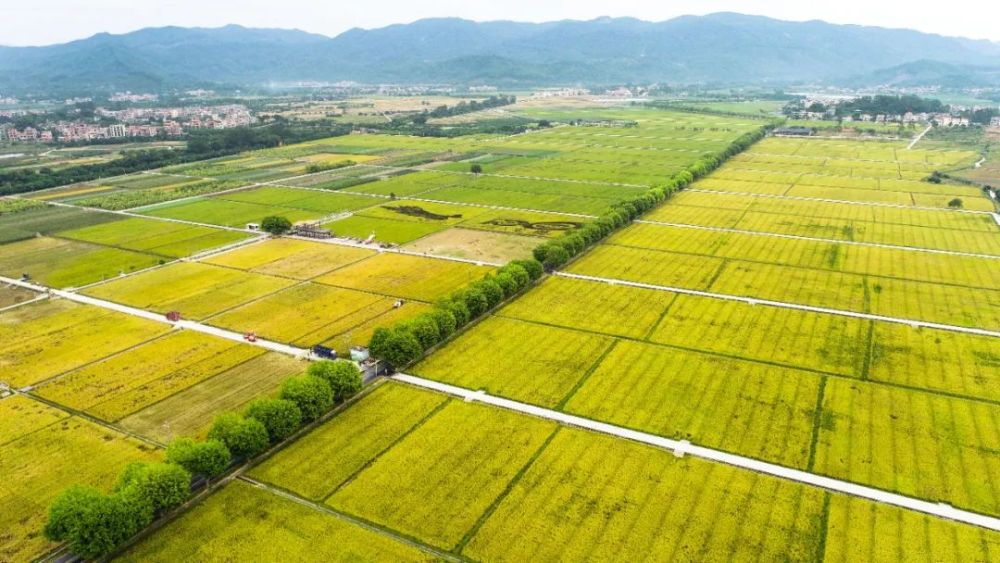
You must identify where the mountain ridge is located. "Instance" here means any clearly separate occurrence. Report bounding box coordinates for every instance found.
[1,13,998,94]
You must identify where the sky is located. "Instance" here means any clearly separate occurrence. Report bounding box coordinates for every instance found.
[5,0,1000,46]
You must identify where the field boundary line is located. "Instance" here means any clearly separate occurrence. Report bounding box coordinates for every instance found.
[907,124,934,150]
[633,219,1000,260]
[239,476,465,562]
[453,426,562,554]
[392,373,1000,532]
[687,188,994,215]
[553,271,1000,338]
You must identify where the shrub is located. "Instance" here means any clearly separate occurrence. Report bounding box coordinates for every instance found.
[369,326,424,367]
[207,413,270,460]
[532,243,552,263]
[307,360,363,400]
[115,462,191,514]
[279,375,334,422]
[165,438,230,479]
[948,198,963,208]
[400,315,441,349]
[470,163,484,174]
[512,259,543,281]
[245,398,303,441]
[261,215,292,235]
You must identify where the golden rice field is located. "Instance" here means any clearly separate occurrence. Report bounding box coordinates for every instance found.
[0,397,160,562]
[35,330,263,422]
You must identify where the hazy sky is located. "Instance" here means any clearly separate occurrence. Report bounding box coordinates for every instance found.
[5,0,1000,46]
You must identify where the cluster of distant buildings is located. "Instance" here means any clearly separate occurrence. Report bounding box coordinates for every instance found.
[95,104,254,128]
[0,104,254,143]
[109,91,159,103]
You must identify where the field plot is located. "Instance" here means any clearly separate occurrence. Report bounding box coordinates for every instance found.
[413,317,615,407]
[567,244,725,290]
[56,216,250,258]
[562,340,821,468]
[402,228,539,263]
[0,299,168,388]
[115,481,435,562]
[206,282,422,351]
[464,429,826,562]
[314,252,493,301]
[0,236,164,288]
[202,238,374,280]
[119,353,305,442]
[212,186,377,215]
[0,396,159,562]
[499,276,675,340]
[327,399,557,549]
[0,204,119,244]
[35,330,263,422]
[251,383,448,501]
[870,324,1000,402]
[83,261,295,320]
[814,378,1000,516]
[822,495,1000,562]
[0,285,36,308]
[139,197,320,228]
[648,295,868,376]
[323,215,447,244]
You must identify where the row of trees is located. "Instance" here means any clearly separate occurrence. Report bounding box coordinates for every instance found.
[44,359,363,559]
[367,122,775,369]
[423,95,517,120]
[369,259,543,368]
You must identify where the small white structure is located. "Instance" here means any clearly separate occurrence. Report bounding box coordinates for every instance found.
[246,223,260,232]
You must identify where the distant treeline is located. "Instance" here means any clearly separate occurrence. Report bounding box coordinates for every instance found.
[833,95,947,117]
[0,123,350,196]
[412,95,516,123]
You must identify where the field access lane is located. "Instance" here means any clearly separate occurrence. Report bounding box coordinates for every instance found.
[392,373,1000,532]
[0,275,309,358]
[553,271,1000,339]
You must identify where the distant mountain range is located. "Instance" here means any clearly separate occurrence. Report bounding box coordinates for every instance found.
[2,13,999,94]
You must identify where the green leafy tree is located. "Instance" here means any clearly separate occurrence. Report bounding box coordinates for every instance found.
[115,462,191,514]
[165,438,231,479]
[427,307,457,339]
[542,245,570,269]
[280,375,334,422]
[369,327,423,367]
[307,360,363,401]
[499,263,530,288]
[511,259,543,281]
[477,278,504,308]
[261,215,292,235]
[400,315,441,350]
[44,486,151,560]
[245,398,303,441]
[207,413,270,460]
[470,163,484,175]
[461,287,490,317]
[494,272,519,297]
[437,298,471,327]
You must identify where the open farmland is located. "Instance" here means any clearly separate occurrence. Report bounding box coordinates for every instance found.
[6,102,1000,562]
[414,132,1000,525]
[122,380,1000,562]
